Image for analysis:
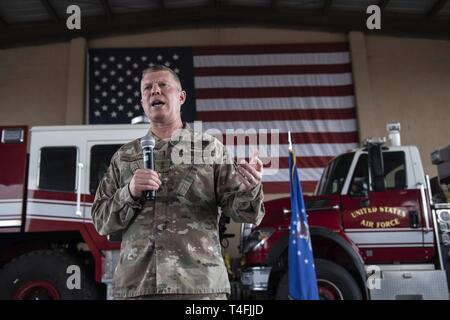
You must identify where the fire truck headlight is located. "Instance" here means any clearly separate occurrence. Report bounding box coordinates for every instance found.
[243,228,275,254]
[438,210,450,223]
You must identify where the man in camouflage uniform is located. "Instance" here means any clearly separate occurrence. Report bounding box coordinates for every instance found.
[92,65,265,300]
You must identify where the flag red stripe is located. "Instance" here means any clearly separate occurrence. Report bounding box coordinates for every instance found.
[262,157,332,169]
[230,158,329,169]
[262,181,317,194]
[194,64,352,76]
[193,43,349,55]
[228,157,330,169]
[211,132,358,144]
[195,85,354,99]
[197,108,356,122]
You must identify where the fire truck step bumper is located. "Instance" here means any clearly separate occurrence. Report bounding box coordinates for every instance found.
[369,270,449,300]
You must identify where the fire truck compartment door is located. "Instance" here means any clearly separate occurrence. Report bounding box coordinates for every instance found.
[369,269,448,300]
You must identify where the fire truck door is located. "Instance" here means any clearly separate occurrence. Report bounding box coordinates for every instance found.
[85,142,123,223]
[342,151,428,263]
[25,144,86,229]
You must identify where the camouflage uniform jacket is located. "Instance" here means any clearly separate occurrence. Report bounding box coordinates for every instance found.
[92,124,265,298]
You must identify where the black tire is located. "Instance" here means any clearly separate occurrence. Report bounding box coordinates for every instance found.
[275,259,363,300]
[0,250,101,300]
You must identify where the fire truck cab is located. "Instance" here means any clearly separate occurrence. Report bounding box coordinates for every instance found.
[240,123,450,300]
[0,124,148,299]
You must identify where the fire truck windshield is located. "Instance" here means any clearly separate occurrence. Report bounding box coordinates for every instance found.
[316,152,355,195]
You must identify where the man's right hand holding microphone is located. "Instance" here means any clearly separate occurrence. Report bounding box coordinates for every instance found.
[128,169,161,200]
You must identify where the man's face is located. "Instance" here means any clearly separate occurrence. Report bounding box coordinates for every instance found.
[140,70,186,124]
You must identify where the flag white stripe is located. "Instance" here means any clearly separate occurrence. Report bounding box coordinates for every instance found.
[200,119,357,133]
[262,168,323,181]
[193,52,350,67]
[194,73,353,88]
[196,96,355,111]
[224,143,357,157]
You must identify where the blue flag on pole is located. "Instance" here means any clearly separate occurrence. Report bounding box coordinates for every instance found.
[288,147,320,300]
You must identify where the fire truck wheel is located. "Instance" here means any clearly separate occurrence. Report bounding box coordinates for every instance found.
[275,259,363,300]
[0,250,101,300]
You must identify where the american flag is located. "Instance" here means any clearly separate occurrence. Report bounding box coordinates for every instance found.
[88,47,196,124]
[88,43,358,194]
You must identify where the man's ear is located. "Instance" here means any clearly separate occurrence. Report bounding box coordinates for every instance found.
[179,90,186,105]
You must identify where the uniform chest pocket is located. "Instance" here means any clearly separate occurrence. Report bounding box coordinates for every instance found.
[119,154,143,185]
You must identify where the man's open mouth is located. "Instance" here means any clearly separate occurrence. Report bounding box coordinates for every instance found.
[151,100,165,108]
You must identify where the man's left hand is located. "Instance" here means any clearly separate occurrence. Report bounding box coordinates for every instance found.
[236,150,263,191]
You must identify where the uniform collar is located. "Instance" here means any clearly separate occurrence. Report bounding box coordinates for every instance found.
[146,122,193,148]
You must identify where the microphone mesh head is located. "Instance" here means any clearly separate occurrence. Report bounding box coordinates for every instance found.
[141,135,155,148]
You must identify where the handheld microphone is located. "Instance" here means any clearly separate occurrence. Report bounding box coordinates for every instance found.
[140,135,156,200]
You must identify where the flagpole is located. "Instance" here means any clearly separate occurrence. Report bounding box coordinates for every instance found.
[288,131,293,152]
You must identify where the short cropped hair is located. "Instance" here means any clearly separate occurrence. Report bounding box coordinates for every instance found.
[141,65,182,90]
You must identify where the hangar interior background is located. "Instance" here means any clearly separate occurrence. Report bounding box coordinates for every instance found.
[1,0,449,257]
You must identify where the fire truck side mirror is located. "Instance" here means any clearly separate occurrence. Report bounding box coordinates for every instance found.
[368,143,386,192]
[351,178,369,197]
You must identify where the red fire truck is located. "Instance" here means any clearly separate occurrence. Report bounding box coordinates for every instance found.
[0,123,151,299]
[240,124,450,300]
